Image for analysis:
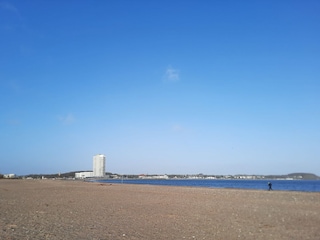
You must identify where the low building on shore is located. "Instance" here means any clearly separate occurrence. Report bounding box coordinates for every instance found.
[4,174,16,179]
[75,172,94,179]
[138,174,169,179]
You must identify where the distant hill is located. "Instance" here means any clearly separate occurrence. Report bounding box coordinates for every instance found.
[265,173,319,180]
[22,171,89,179]
[287,173,320,180]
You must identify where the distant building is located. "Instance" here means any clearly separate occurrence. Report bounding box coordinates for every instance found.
[4,174,16,178]
[93,154,106,177]
[75,172,94,179]
[138,174,168,179]
[74,154,106,179]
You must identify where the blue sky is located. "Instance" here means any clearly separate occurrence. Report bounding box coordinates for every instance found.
[1,0,319,175]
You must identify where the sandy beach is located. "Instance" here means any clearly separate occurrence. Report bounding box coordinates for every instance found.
[0,179,319,240]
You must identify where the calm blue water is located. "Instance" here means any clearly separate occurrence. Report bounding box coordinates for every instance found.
[96,179,320,192]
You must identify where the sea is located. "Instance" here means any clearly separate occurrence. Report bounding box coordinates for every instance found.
[95,179,320,192]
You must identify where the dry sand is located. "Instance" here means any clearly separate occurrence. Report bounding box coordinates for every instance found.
[0,179,319,240]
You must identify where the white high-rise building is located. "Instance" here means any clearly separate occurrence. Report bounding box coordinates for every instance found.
[93,154,106,177]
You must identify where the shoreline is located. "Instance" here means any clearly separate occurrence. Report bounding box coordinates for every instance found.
[1,179,319,239]
[92,178,320,193]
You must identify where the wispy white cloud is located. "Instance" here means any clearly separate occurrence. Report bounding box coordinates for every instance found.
[0,1,23,34]
[0,1,20,16]
[19,45,33,55]
[7,119,20,126]
[0,1,22,19]
[172,124,183,132]
[164,66,180,82]
[58,113,75,125]
[8,80,22,94]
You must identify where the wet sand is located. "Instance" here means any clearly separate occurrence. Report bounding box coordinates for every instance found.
[0,179,319,239]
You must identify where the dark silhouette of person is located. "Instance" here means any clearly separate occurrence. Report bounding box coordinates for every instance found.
[268,182,272,191]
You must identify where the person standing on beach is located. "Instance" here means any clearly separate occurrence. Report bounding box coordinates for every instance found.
[268,182,272,191]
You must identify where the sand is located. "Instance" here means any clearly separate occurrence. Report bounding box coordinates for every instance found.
[0,179,319,240]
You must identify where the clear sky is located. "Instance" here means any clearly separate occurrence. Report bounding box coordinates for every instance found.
[1,1,319,176]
